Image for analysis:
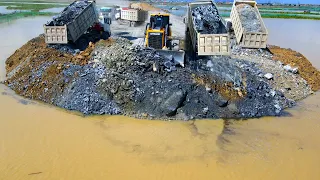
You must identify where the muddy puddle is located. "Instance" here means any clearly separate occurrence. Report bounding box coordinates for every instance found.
[0,17,320,180]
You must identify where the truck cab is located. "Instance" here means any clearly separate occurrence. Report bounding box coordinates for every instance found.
[99,7,112,19]
[98,16,111,36]
[98,7,112,37]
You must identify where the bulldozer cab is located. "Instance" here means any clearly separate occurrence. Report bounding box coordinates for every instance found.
[149,14,170,30]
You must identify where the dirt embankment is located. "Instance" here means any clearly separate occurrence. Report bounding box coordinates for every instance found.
[3,35,317,120]
[3,35,301,120]
[130,2,161,11]
[269,46,320,91]
[5,35,94,104]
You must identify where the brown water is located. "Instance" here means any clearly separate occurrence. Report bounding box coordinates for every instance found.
[264,18,320,69]
[0,17,320,180]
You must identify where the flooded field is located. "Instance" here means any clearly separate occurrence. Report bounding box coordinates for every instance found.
[0,17,320,180]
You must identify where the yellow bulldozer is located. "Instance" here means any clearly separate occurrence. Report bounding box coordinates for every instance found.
[144,13,185,67]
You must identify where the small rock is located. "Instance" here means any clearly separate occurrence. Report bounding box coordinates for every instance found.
[207,60,213,68]
[202,107,209,114]
[264,73,273,80]
[218,100,228,107]
[284,64,299,74]
[152,63,158,72]
[292,67,298,74]
[164,61,173,68]
[284,84,291,91]
[83,52,90,57]
[274,104,281,114]
[141,113,148,118]
[270,90,276,97]
[74,49,80,54]
[76,55,84,59]
[205,86,212,92]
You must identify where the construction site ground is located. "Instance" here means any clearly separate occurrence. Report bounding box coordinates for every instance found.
[3,3,320,120]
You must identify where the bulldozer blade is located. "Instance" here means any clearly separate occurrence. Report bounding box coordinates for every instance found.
[156,50,185,67]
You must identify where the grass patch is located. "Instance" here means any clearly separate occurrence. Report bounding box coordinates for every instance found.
[0,11,56,23]
[0,2,66,11]
[261,13,320,20]
[219,11,320,20]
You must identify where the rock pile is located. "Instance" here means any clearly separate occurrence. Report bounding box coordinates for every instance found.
[5,35,317,120]
[192,4,221,34]
[94,38,177,74]
[56,64,121,115]
[237,4,263,32]
[46,1,90,26]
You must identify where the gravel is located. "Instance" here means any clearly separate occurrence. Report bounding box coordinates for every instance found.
[232,45,312,101]
[88,39,294,119]
[55,64,121,115]
[48,44,80,55]
[237,4,263,32]
[192,4,222,34]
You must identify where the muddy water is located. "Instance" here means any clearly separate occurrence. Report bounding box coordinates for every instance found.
[264,18,320,69]
[0,17,50,81]
[0,17,320,180]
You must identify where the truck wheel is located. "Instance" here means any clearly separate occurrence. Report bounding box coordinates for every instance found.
[101,32,110,40]
[76,37,89,51]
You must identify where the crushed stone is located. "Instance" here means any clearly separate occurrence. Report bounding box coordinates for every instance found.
[192,4,222,34]
[237,4,263,32]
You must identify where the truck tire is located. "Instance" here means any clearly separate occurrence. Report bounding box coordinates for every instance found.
[101,31,110,40]
[76,37,89,51]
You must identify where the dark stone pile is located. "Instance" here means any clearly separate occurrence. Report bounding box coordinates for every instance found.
[192,4,221,34]
[46,1,90,26]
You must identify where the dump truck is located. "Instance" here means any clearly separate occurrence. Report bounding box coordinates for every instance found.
[120,7,146,27]
[186,1,230,57]
[230,0,268,48]
[44,1,111,50]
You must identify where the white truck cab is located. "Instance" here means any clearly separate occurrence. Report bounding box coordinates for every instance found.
[98,7,112,36]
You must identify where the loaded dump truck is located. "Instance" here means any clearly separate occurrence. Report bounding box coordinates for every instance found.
[119,7,146,27]
[230,0,268,48]
[44,0,111,50]
[186,1,230,57]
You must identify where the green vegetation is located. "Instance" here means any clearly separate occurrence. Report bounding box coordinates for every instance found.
[260,13,320,20]
[219,12,320,20]
[0,11,55,23]
[0,2,66,12]
[5,4,65,11]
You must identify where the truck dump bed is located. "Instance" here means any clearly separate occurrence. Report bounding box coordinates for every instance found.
[187,1,230,56]
[44,1,98,44]
[120,8,146,22]
[230,0,268,48]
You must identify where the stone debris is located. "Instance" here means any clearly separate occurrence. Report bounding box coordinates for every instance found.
[284,64,299,74]
[232,45,312,101]
[48,44,80,55]
[192,4,222,34]
[46,1,90,26]
[264,73,273,80]
[4,33,317,120]
[237,4,263,32]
